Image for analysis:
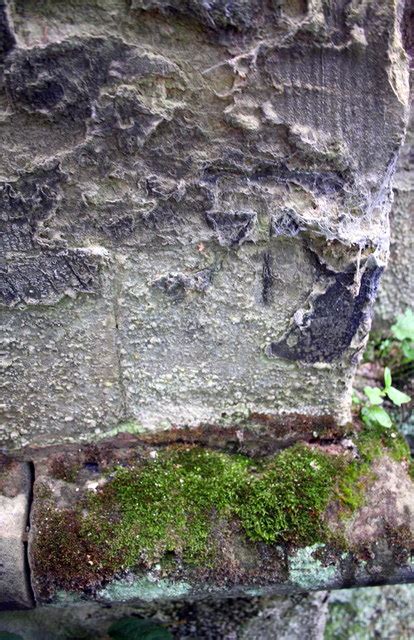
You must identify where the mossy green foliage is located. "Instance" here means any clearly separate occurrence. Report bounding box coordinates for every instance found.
[33,423,413,592]
[84,447,252,567]
[356,422,411,464]
[238,446,338,545]
[334,460,369,514]
[83,445,343,569]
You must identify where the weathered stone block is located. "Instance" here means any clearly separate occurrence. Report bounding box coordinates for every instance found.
[116,245,350,431]
[0,280,123,448]
[0,0,410,448]
[375,92,414,324]
[24,428,414,604]
[0,458,33,609]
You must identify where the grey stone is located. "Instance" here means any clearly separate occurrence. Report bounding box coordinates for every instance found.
[0,458,33,610]
[0,584,414,639]
[0,592,328,639]
[0,274,123,448]
[325,583,414,640]
[375,87,414,325]
[0,0,410,448]
[240,591,328,640]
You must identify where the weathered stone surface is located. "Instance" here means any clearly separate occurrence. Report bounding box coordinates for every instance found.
[0,1,15,64]
[0,279,123,448]
[0,591,329,639]
[0,0,409,448]
[0,458,33,610]
[375,86,414,325]
[325,583,414,639]
[1,583,414,639]
[240,591,329,640]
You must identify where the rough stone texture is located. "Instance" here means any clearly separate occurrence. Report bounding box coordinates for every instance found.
[325,583,414,639]
[0,0,410,448]
[0,591,329,639]
[0,458,33,610]
[1,584,414,639]
[375,83,413,325]
[240,591,329,640]
[328,455,414,550]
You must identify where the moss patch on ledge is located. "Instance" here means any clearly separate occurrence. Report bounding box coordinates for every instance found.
[31,423,413,597]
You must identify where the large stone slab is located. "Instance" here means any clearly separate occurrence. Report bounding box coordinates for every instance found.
[0,275,123,449]
[0,457,33,609]
[0,0,410,448]
[26,428,414,605]
[376,88,414,324]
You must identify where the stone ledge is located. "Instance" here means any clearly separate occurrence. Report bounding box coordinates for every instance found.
[0,458,33,610]
[9,420,413,606]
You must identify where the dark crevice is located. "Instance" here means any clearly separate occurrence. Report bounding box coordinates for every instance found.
[23,460,36,607]
[112,268,128,420]
[262,251,273,304]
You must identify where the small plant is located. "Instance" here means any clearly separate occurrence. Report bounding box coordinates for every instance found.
[108,617,172,640]
[360,367,411,428]
[391,308,414,362]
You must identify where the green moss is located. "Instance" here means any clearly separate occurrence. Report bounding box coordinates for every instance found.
[356,422,411,463]
[82,444,341,571]
[238,445,338,545]
[84,447,253,567]
[33,423,412,593]
[334,460,370,514]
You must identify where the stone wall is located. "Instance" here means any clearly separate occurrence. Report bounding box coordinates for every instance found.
[0,0,410,450]
[375,86,413,325]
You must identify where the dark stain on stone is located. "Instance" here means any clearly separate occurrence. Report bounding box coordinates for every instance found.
[121,413,341,457]
[203,161,347,198]
[269,262,384,363]
[152,268,213,301]
[262,251,273,304]
[205,210,256,247]
[270,209,301,238]
[251,164,347,197]
[131,0,276,33]
[4,37,135,123]
[18,413,341,468]
[0,249,105,307]
[0,0,15,63]
[0,164,64,252]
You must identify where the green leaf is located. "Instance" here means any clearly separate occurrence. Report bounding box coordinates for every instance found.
[383,367,392,389]
[391,309,414,342]
[362,405,393,428]
[108,617,172,640]
[363,386,384,405]
[378,338,391,356]
[402,340,414,362]
[386,386,411,406]
[0,633,24,640]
